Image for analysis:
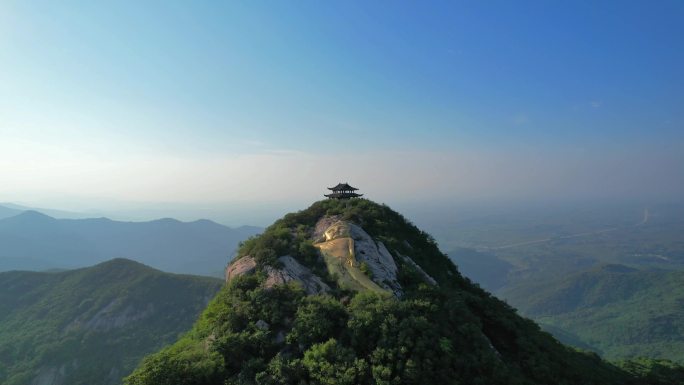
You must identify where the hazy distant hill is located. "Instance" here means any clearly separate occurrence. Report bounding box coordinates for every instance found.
[500,264,684,362]
[0,258,223,385]
[0,202,91,220]
[0,208,261,275]
[0,205,23,220]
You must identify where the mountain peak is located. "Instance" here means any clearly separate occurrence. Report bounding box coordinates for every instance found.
[9,210,56,221]
[96,257,152,269]
[150,217,182,225]
[0,210,59,230]
[226,199,453,298]
[127,199,637,385]
[80,258,160,279]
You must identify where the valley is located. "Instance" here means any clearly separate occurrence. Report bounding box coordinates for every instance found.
[443,203,684,363]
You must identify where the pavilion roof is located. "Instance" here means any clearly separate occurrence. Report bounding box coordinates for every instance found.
[327,182,358,191]
[324,193,363,199]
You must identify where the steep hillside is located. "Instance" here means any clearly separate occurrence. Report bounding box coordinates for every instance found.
[126,199,659,385]
[0,259,223,385]
[500,264,684,362]
[0,211,261,275]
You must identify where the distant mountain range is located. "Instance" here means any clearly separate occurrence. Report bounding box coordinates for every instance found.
[0,205,262,275]
[0,202,92,220]
[0,258,223,385]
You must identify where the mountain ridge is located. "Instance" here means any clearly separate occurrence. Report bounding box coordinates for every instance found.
[0,208,261,275]
[0,258,223,385]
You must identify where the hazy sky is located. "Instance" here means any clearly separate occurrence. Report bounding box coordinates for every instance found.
[1,1,682,225]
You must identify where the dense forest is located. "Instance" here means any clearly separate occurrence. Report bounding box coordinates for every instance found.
[499,264,684,361]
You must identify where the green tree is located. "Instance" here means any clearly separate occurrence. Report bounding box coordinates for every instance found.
[302,339,367,385]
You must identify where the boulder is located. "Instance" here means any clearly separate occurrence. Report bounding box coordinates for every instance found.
[225,256,257,283]
[264,256,330,295]
[255,320,269,330]
[226,255,330,295]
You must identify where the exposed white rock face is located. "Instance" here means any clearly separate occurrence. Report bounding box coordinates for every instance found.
[322,221,350,241]
[313,215,341,242]
[264,256,330,295]
[225,256,257,283]
[314,218,403,296]
[225,255,330,295]
[348,224,403,296]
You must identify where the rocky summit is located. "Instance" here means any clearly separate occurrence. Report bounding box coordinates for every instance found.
[125,199,658,385]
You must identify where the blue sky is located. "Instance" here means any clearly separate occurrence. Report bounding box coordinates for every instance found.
[0,1,682,224]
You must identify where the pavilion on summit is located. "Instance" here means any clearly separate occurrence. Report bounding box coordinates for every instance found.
[324,183,363,199]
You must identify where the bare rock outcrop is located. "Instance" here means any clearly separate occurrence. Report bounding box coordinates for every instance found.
[313,215,341,242]
[314,217,440,295]
[263,256,330,295]
[255,320,270,330]
[225,256,257,283]
[225,255,330,295]
[348,224,403,296]
[315,218,403,296]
